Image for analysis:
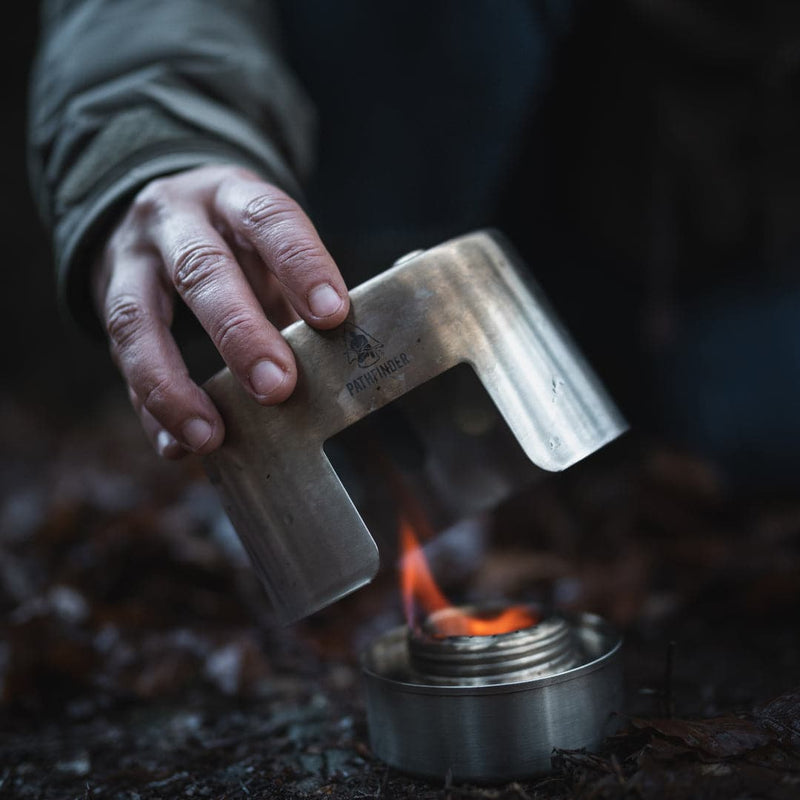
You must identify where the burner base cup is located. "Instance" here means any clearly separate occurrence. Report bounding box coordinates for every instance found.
[361,612,623,782]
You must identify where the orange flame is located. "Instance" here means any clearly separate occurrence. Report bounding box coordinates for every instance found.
[399,513,538,638]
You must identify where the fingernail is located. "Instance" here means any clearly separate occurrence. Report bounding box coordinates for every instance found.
[308,283,344,318]
[156,429,180,458]
[182,418,213,452]
[250,359,287,398]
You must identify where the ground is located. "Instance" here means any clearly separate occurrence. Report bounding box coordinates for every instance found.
[0,393,798,799]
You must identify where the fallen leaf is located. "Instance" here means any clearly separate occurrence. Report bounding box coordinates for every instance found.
[756,690,800,750]
[631,715,773,759]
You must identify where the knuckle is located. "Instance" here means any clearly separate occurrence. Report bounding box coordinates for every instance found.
[141,375,176,417]
[130,178,171,222]
[224,165,260,184]
[273,238,324,277]
[240,191,295,233]
[212,308,257,352]
[171,242,230,295]
[105,295,152,350]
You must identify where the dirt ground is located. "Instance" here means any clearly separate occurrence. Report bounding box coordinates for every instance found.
[0,395,798,799]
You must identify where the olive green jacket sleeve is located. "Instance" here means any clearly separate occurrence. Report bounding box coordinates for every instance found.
[28,0,316,335]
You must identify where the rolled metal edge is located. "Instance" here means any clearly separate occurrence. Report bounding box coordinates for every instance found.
[361,612,623,782]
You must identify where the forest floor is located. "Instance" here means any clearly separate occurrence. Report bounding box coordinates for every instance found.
[0,392,798,799]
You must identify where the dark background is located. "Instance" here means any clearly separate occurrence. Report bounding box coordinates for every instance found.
[3,6,118,417]
[1,2,800,798]
[7,0,800,484]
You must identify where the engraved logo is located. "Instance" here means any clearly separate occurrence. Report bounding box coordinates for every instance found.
[344,322,384,368]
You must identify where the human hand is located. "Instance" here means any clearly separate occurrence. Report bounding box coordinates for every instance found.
[92,165,350,459]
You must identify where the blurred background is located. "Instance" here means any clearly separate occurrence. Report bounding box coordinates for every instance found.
[1,2,799,797]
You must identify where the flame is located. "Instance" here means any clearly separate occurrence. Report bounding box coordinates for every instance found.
[399,513,538,638]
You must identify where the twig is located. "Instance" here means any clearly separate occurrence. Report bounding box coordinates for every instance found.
[0,768,11,798]
[610,753,625,786]
[662,640,676,718]
[376,766,390,799]
[197,719,295,750]
[505,782,533,800]
[441,781,520,799]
